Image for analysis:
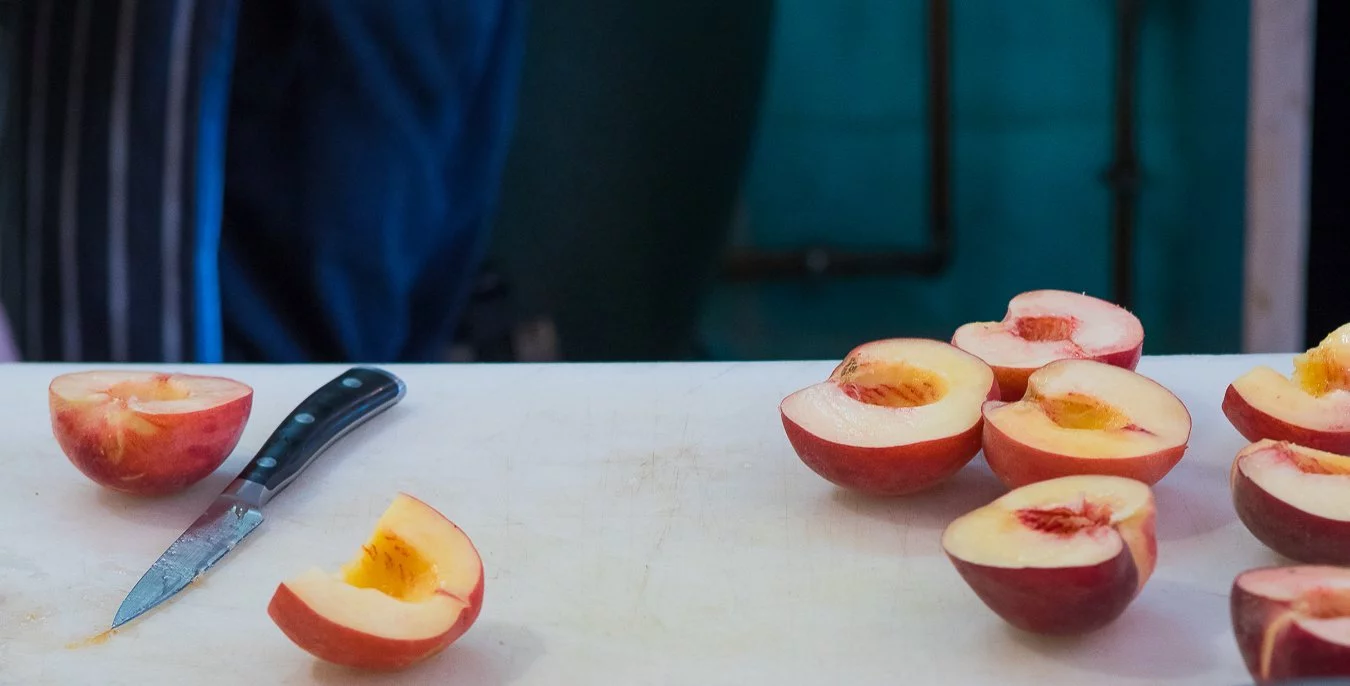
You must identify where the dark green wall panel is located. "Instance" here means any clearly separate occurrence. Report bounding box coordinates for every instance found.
[701,0,1248,360]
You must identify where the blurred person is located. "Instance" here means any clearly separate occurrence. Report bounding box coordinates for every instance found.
[3,0,526,363]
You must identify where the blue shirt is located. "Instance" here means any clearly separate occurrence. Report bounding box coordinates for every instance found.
[5,0,525,363]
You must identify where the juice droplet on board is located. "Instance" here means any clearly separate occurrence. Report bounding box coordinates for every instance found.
[65,628,117,649]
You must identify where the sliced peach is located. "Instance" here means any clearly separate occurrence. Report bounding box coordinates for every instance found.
[780,338,998,496]
[1231,439,1350,565]
[48,370,253,496]
[951,289,1144,400]
[981,359,1191,488]
[1232,565,1350,683]
[1223,323,1350,454]
[267,493,485,671]
[942,474,1157,635]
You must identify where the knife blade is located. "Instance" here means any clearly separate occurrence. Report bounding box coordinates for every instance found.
[111,366,407,629]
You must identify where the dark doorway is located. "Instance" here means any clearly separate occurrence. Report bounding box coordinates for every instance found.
[1305,1,1350,344]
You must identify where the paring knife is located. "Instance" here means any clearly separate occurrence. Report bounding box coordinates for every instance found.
[111,366,407,629]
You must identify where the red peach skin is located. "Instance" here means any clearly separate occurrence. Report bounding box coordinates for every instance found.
[1223,385,1350,455]
[982,414,1187,489]
[783,416,983,496]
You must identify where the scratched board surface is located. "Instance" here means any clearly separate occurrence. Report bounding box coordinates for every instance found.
[1,357,1288,684]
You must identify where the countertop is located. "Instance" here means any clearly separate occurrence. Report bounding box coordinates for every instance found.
[1,355,1295,684]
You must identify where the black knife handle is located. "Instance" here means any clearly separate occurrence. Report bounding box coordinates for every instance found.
[233,366,405,506]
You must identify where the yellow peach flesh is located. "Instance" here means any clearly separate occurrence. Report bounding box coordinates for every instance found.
[278,494,480,642]
[1294,324,1350,397]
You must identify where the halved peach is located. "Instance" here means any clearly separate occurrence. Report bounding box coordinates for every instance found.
[942,474,1157,635]
[780,338,998,496]
[267,493,485,671]
[951,289,1144,401]
[981,359,1191,488]
[1232,565,1350,683]
[49,370,253,496]
[1231,439,1350,565]
[1223,323,1350,454]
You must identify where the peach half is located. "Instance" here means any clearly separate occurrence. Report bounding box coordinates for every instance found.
[267,493,485,671]
[981,359,1191,488]
[952,289,1144,401]
[942,474,1157,635]
[1223,323,1350,454]
[1231,565,1350,683]
[49,370,253,496]
[1231,439,1350,565]
[780,338,998,496]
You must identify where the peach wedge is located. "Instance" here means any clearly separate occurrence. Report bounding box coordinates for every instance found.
[943,474,1157,635]
[268,493,485,671]
[49,370,253,496]
[1231,439,1350,565]
[780,338,998,496]
[1224,323,1350,454]
[1232,565,1350,683]
[981,359,1191,488]
[952,289,1144,401]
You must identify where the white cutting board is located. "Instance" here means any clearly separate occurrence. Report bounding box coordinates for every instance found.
[0,356,1297,684]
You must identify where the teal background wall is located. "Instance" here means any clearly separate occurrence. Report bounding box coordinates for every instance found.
[700,0,1249,360]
